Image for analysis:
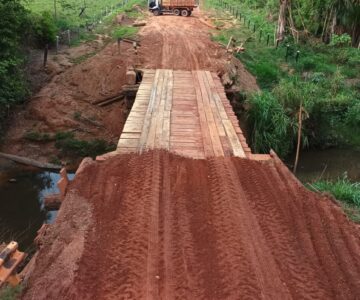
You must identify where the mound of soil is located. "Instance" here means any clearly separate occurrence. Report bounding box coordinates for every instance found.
[22,151,360,299]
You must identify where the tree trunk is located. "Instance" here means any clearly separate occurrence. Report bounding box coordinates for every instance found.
[330,9,337,39]
[293,102,303,174]
[277,0,288,42]
[54,0,57,20]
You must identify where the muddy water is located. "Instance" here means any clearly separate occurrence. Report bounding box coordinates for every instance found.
[285,148,360,182]
[0,159,74,251]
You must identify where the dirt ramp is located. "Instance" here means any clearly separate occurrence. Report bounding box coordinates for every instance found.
[22,151,360,299]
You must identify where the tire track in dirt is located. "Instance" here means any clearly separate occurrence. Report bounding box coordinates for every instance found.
[22,151,360,299]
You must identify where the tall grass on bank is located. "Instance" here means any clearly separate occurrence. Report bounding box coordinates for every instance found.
[206,0,360,156]
[308,175,360,222]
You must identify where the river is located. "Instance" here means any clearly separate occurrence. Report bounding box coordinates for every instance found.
[0,158,74,252]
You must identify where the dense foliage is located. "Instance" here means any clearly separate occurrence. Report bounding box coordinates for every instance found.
[209,0,360,157]
[0,0,59,137]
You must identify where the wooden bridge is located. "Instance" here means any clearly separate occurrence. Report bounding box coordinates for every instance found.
[99,69,257,160]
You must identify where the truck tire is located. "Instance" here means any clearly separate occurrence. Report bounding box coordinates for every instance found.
[188,10,192,16]
[181,9,189,17]
[173,9,180,16]
[153,9,160,16]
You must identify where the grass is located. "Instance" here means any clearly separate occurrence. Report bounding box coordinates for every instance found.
[23,130,116,158]
[307,175,360,223]
[206,0,360,155]
[0,285,22,300]
[70,51,97,64]
[112,26,138,39]
[23,0,130,27]
[54,131,116,158]
[23,130,53,142]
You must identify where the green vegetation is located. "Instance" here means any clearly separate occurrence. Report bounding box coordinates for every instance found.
[24,130,53,142]
[0,0,144,141]
[112,26,138,39]
[54,131,116,158]
[0,285,22,300]
[22,130,116,158]
[308,175,360,222]
[207,0,360,157]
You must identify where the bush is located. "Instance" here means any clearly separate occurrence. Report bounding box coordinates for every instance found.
[54,131,115,158]
[251,61,280,89]
[24,130,52,142]
[31,11,57,47]
[247,92,292,157]
[330,33,352,47]
[0,0,30,135]
[346,101,360,127]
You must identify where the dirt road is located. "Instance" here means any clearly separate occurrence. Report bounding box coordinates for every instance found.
[1,10,257,163]
[22,151,360,299]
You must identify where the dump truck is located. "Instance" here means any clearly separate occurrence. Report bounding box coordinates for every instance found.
[148,0,197,16]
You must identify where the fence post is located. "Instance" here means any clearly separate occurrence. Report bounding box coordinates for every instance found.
[43,44,48,67]
[267,34,270,46]
[56,35,59,54]
[253,24,256,32]
[67,29,71,47]
[117,38,121,54]
[295,50,300,62]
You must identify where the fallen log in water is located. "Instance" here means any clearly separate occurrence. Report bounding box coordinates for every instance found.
[0,152,62,170]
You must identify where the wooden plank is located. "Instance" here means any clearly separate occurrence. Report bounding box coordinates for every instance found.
[196,71,224,157]
[222,119,246,157]
[117,138,140,148]
[120,133,141,139]
[202,71,226,137]
[122,122,144,133]
[162,70,173,150]
[146,69,165,149]
[155,69,169,149]
[191,70,213,157]
[138,69,161,151]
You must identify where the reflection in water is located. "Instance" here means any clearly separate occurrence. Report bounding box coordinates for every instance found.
[0,165,74,252]
[285,148,360,182]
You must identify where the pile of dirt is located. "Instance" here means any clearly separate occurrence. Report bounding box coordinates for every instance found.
[22,150,360,299]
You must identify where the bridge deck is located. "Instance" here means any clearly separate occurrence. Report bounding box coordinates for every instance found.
[117,69,251,159]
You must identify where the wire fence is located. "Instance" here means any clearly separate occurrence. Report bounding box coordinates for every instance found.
[215,0,302,62]
[43,0,132,66]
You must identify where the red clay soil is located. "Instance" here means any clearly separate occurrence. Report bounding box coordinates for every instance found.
[22,151,360,299]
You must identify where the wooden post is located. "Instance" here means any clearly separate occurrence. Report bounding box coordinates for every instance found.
[267,34,270,46]
[285,44,290,61]
[43,44,48,67]
[293,101,303,174]
[117,37,121,54]
[67,29,71,47]
[56,35,59,54]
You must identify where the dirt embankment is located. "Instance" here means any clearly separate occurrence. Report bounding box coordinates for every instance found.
[1,10,258,163]
[22,150,360,299]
